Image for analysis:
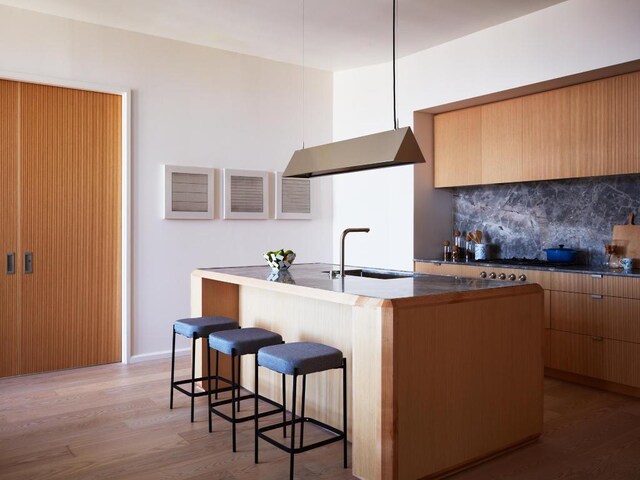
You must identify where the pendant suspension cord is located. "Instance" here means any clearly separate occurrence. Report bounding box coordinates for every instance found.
[302,0,306,148]
[392,0,397,130]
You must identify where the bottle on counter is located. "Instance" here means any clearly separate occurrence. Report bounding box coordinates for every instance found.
[443,240,451,262]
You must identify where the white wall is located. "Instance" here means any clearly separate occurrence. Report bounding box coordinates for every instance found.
[0,6,334,359]
[333,0,640,270]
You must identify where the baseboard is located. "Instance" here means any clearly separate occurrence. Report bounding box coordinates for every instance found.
[129,348,190,364]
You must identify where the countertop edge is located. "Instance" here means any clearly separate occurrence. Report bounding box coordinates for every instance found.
[192,268,386,307]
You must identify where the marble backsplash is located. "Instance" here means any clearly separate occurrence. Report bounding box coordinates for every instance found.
[452,174,640,266]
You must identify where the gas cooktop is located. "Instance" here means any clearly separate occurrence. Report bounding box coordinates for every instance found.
[473,258,578,268]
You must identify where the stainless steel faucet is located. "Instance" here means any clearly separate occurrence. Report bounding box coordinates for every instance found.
[340,227,370,277]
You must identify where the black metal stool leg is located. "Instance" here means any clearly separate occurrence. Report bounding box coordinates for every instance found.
[237,356,242,412]
[231,350,237,452]
[207,338,212,433]
[254,355,259,464]
[190,336,196,423]
[282,373,287,438]
[343,358,348,468]
[300,375,306,449]
[290,372,297,480]
[215,350,220,400]
[170,327,176,409]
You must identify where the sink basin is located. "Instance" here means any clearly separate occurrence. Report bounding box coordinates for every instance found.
[322,269,413,280]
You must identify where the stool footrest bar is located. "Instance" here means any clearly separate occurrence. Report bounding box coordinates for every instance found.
[258,417,345,454]
[211,394,284,425]
[172,375,233,398]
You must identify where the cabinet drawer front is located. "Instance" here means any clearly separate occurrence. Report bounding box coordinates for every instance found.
[546,330,640,388]
[414,262,485,278]
[551,291,640,343]
[550,272,640,299]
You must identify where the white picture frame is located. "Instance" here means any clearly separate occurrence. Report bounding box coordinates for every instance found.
[163,165,214,219]
[275,172,312,220]
[223,169,269,219]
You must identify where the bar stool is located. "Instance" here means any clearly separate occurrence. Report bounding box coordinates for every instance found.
[170,316,238,422]
[255,342,347,480]
[208,327,287,452]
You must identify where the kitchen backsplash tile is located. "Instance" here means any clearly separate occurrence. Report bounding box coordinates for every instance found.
[452,174,640,266]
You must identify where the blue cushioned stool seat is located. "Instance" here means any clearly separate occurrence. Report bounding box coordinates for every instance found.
[207,327,286,452]
[170,316,238,423]
[209,327,282,355]
[174,316,238,338]
[255,341,347,479]
[258,342,343,375]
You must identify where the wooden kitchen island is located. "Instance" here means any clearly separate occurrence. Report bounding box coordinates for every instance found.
[191,264,544,480]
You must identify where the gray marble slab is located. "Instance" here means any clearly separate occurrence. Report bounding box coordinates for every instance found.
[451,174,640,266]
[198,263,528,300]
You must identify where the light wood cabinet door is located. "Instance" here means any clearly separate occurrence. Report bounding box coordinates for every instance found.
[550,271,640,299]
[522,87,574,180]
[481,97,522,184]
[551,291,640,343]
[434,106,482,187]
[19,84,122,374]
[572,71,640,177]
[546,329,640,388]
[0,80,20,377]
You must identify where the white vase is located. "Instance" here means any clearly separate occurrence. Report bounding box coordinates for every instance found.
[475,243,488,260]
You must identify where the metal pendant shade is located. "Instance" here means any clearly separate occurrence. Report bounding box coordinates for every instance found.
[283,0,426,178]
[283,126,425,178]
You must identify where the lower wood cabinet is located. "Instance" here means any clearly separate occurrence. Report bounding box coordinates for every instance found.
[545,329,640,389]
[551,291,640,343]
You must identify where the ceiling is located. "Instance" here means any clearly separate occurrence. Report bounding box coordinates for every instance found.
[0,0,567,71]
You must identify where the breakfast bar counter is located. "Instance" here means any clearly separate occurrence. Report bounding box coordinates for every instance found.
[191,264,544,479]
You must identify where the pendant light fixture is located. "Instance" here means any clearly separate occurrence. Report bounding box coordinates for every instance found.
[283,0,425,178]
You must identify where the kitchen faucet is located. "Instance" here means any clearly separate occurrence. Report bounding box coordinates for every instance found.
[340,227,370,277]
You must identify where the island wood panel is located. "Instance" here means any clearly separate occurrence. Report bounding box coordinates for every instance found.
[191,278,239,386]
[238,286,354,436]
[572,71,640,177]
[522,87,574,180]
[0,80,20,377]
[546,329,640,388]
[481,97,523,184]
[550,271,640,299]
[19,83,122,373]
[192,274,387,480]
[393,291,543,480]
[434,106,482,187]
[551,291,640,343]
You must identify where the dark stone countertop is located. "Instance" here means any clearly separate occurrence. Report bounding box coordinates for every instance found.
[197,263,532,301]
[414,258,640,278]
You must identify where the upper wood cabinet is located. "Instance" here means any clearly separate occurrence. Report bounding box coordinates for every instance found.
[522,87,573,181]
[434,106,481,187]
[433,70,640,187]
[481,97,523,184]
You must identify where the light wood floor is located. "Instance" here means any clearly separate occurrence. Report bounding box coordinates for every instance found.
[0,358,639,480]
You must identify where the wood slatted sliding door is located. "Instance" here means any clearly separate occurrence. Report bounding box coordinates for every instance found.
[0,80,20,377]
[19,83,122,374]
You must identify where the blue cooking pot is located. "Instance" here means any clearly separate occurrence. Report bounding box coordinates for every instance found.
[544,244,577,263]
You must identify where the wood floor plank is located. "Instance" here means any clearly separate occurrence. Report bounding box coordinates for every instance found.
[1,357,639,479]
